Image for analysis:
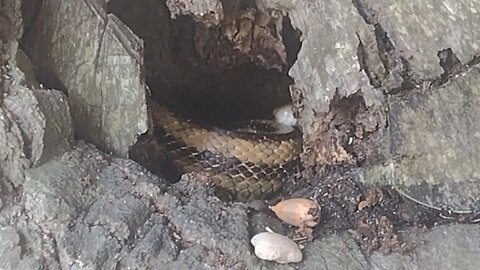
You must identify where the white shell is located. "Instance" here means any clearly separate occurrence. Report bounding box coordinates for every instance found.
[251,231,302,264]
[273,104,297,127]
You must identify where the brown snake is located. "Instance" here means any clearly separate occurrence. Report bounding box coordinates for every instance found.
[150,101,302,202]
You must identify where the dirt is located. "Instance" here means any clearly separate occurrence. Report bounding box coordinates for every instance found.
[257,165,435,255]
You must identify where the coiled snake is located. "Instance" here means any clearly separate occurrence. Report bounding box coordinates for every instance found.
[151,101,302,202]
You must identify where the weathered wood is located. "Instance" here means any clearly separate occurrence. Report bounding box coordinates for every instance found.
[22,0,148,157]
[389,67,480,212]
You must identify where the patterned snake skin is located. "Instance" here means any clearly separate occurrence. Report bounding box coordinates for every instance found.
[150,101,302,202]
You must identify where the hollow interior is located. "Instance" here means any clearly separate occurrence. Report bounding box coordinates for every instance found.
[110,0,301,122]
[18,0,302,183]
[108,0,302,182]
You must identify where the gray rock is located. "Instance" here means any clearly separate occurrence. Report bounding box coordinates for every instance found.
[0,225,42,270]
[285,0,374,116]
[32,89,73,165]
[2,47,51,170]
[24,144,105,216]
[259,0,480,168]
[12,48,40,89]
[23,142,165,269]
[0,10,73,187]
[0,226,21,269]
[1,86,72,168]
[0,104,31,186]
[21,143,255,269]
[362,0,480,77]
[389,67,480,212]
[300,234,370,270]
[371,224,480,270]
[259,0,382,166]
[166,0,224,24]
[22,0,148,157]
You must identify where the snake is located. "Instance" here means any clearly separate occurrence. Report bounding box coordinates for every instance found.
[150,100,303,202]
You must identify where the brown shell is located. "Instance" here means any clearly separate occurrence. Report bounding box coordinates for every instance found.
[269,198,321,228]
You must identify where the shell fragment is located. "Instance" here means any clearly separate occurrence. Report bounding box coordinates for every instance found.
[251,231,302,264]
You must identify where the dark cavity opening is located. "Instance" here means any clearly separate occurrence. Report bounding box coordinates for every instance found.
[16,0,302,185]
[108,0,302,183]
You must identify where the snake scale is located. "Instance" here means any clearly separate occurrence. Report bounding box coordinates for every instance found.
[150,101,302,202]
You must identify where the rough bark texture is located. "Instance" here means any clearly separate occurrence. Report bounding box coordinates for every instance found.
[1,0,480,269]
[21,0,148,157]
[281,0,480,171]
[389,67,480,212]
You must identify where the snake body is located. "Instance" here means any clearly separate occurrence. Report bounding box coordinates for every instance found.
[151,101,302,202]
